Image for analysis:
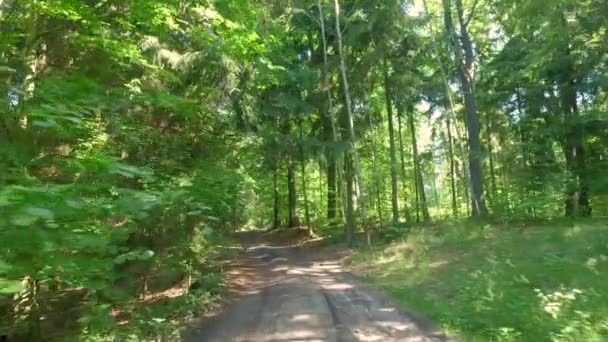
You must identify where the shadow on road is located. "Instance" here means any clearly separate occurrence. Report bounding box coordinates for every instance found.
[185,231,447,342]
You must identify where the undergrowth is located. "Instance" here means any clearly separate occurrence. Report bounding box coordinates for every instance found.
[350,221,608,341]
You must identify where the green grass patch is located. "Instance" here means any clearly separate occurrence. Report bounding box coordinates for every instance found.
[350,221,608,341]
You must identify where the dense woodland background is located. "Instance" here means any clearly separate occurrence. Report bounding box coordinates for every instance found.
[0,0,607,340]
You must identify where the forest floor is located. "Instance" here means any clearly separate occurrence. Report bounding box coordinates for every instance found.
[185,229,447,342]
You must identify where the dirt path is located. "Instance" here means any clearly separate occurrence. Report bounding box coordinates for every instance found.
[186,232,446,342]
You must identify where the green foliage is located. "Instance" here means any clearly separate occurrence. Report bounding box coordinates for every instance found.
[0,0,260,339]
[1,0,607,338]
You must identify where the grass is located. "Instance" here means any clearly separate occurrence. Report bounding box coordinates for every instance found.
[349,221,608,341]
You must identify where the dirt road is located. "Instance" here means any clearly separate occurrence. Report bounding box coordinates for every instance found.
[186,232,446,342]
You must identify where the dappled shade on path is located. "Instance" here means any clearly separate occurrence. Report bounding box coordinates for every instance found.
[186,232,446,342]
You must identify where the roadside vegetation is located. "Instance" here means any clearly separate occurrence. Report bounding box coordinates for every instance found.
[350,222,608,341]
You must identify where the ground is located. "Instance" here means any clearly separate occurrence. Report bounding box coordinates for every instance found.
[185,230,446,342]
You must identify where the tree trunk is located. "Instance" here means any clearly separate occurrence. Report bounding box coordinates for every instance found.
[372,142,384,226]
[485,116,498,204]
[383,62,400,225]
[561,83,590,217]
[446,117,458,217]
[367,79,384,227]
[273,169,280,229]
[287,159,298,227]
[407,109,430,222]
[301,160,312,232]
[443,0,487,218]
[376,181,384,226]
[326,159,337,221]
[334,0,370,246]
[556,13,590,217]
[318,160,326,219]
[299,124,312,232]
[396,106,413,222]
[318,0,343,225]
[430,149,440,206]
[423,0,472,217]
[344,153,356,246]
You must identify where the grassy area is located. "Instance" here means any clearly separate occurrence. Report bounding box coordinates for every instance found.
[349,222,608,341]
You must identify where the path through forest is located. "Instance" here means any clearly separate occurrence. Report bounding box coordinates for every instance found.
[186,231,447,342]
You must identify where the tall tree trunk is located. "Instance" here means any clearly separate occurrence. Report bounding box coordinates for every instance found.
[396,106,413,222]
[446,117,458,217]
[407,109,431,222]
[373,143,385,226]
[422,0,473,217]
[326,159,337,221]
[299,124,312,232]
[318,0,343,225]
[368,126,384,225]
[376,183,384,226]
[423,0,471,216]
[443,0,487,218]
[383,61,400,225]
[430,149,440,206]
[516,89,531,216]
[367,79,384,227]
[556,14,590,217]
[287,159,298,227]
[319,161,325,220]
[344,153,356,246]
[561,85,590,217]
[485,116,498,204]
[301,160,312,231]
[334,0,370,246]
[273,168,280,229]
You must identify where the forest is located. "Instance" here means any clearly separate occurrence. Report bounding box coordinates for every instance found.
[1,0,607,340]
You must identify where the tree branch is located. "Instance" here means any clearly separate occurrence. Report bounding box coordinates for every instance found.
[464,0,479,28]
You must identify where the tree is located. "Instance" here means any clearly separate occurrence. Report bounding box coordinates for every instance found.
[334,0,370,246]
[384,60,401,225]
[442,0,488,218]
[317,0,341,224]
